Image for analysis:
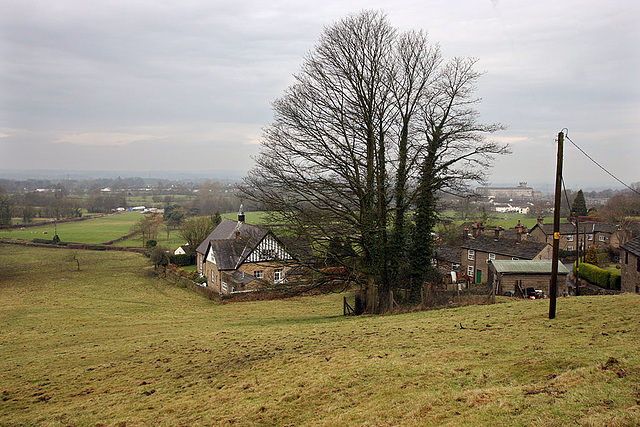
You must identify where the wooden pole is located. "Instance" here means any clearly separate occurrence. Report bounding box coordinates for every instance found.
[575,216,580,296]
[549,131,564,319]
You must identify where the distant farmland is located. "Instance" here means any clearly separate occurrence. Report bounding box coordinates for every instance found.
[0,212,143,244]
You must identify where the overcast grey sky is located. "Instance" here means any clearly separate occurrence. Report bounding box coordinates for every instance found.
[1,0,638,189]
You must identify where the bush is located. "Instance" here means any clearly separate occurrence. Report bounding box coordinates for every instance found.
[169,253,196,267]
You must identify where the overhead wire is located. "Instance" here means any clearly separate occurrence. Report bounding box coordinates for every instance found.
[563,131,640,197]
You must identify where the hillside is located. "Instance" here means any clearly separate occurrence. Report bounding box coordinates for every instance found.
[1,244,639,425]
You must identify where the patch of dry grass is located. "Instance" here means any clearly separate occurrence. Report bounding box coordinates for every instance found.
[1,244,639,425]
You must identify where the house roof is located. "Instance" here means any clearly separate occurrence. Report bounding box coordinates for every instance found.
[462,235,550,259]
[529,222,616,236]
[435,246,463,264]
[491,260,569,275]
[196,220,267,254]
[199,219,312,271]
[620,236,640,257]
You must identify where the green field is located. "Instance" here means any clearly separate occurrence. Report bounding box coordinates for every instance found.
[1,244,639,425]
[0,212,144,244]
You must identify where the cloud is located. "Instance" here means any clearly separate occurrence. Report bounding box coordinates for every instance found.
[54,132,162,147]
[0,0,638,189]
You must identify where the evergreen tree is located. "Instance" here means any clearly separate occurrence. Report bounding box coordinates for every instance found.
[571,189,587,217]
[585,244,599,265]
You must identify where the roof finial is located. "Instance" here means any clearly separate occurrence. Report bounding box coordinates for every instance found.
[238,204,245,223]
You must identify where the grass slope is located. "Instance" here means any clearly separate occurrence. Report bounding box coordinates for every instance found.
[1,245,639,426]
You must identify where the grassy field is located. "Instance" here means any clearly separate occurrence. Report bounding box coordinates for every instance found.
[0,212,143,244]
[1,245,639,426]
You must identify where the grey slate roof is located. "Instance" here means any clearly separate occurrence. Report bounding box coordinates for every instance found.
[530,222,616,236]
[196,220,267,254]
[197,219,312,271]
[462,235,550,259]
[491,260,569,275]
[435,246,463,264]
[620,236,640,257]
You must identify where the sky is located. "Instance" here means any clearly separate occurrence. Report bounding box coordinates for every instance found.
[1,0,639,190]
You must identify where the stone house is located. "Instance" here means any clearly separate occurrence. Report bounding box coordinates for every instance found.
[620,236,640,294]
[528,220,618,251]
[195,209,312,295]
[461,235,552,285]
[488,259,569,297]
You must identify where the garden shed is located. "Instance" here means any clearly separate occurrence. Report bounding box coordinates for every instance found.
[489,259,569,297]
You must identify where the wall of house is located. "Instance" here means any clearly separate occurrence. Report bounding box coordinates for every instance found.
[461,250,512,285]
[461,246,552,285]
[621,251,640,293]
[204,261,295,296]
[494,273,567,296]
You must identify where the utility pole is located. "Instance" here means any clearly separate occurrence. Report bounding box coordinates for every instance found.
[574,215,580,296]
[549,131,564,319]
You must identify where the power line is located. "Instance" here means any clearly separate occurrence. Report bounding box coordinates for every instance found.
[564,132,640,197]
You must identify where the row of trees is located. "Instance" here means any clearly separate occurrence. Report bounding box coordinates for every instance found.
[243,11,509,313]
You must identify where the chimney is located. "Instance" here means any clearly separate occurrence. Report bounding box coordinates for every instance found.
[494,225,503,239]
[462,226,469,241]
[537,215,544,225]
[516,230,522,242]
[238,204,245,223]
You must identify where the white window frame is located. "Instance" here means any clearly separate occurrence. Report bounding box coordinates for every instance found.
[468,250,475,261]
[588,234,593,241]
[221,281,228,292]
[274,268,284,283]
[487,253,495,263]
[467,265,474,276]
[512,257,519,260]
[567,235,574,242]
[568,245,574,251]
[254,270,264,279]
[599,235,606,242]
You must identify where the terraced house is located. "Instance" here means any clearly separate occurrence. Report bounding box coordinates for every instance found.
[528,219,618,251]
[461,234,552,285]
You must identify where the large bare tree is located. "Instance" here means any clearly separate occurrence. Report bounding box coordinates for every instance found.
[243,10,509,312]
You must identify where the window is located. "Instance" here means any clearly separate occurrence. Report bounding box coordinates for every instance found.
[625,252,629,264]
[468,250,475,261]
[487,253,495,263]
[452,263,460,270]
[467,265,474,276]
[254,270,264,279]
[567,235,574,242]
[599,235,606,242]
[221,282,228,292]
[274,268,284,283]
[568,245,574,251]
[512,257,519,261]
[588,234,593,241]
